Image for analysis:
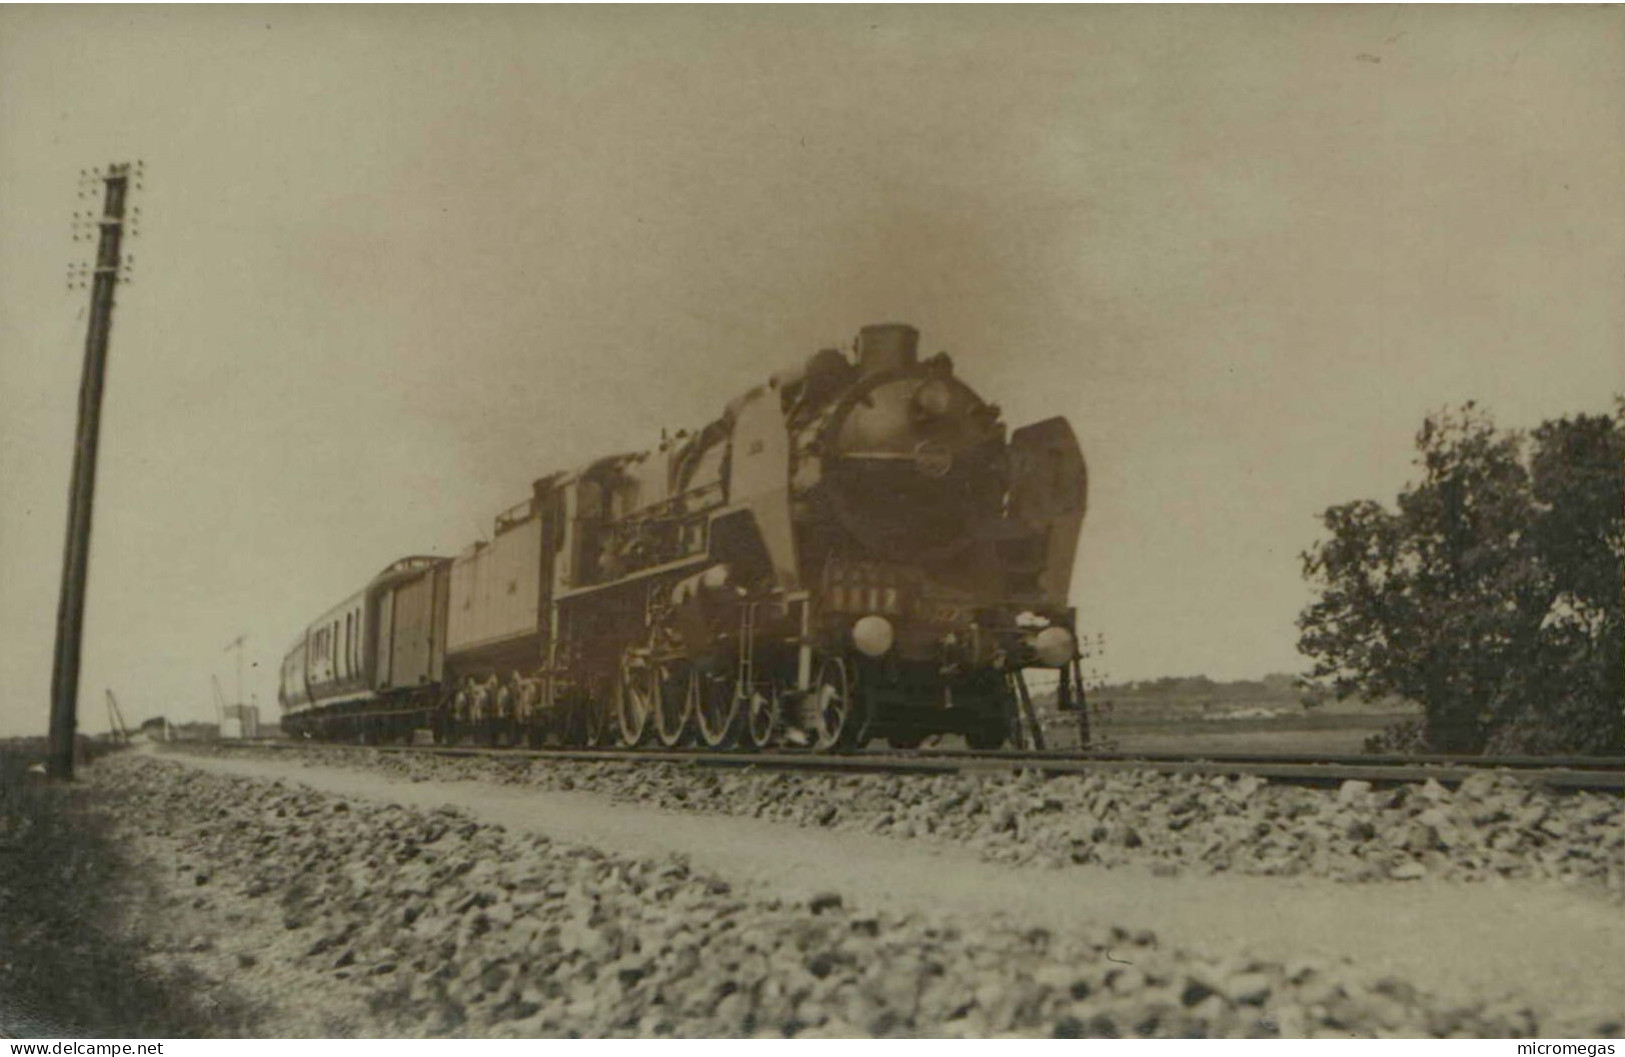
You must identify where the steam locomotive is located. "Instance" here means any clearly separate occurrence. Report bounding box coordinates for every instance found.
[279,324,1089,751]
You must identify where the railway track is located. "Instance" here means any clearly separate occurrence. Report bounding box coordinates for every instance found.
[205,739,1625,793]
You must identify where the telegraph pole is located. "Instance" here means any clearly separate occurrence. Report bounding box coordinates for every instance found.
[47,161,142,780]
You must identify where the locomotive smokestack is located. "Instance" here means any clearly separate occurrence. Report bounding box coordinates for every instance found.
[856,323,919,376]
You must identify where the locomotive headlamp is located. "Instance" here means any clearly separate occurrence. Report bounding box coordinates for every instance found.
[852,614,895,657]
[1033,626,1076,668]
[914,379,953,419]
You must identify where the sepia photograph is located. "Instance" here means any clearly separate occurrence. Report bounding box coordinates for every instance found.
[0,4,1620,1044]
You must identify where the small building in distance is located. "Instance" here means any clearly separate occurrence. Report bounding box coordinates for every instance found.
[220,703,259,739]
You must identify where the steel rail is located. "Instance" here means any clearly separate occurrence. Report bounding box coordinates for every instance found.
[900,747,1625,772]
[202,739,1624,792]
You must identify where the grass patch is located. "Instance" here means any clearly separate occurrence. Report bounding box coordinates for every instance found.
[0,740,259,1037]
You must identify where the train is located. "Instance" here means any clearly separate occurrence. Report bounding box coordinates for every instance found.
[279,323,1090,751]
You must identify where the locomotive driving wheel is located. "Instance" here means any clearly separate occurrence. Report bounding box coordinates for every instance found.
[653,661,692,748]
[692,670,742,749]
[616,650,655,747]
[810,657,858,751]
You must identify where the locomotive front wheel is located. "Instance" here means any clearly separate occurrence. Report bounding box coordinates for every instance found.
[810,657,856,751]
[744,683,779,750]
[616,654,654,747]
[692,671,741,749]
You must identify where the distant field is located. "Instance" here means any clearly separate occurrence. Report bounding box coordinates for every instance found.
[1022,675,1422,756]
[1088,709,1415,756]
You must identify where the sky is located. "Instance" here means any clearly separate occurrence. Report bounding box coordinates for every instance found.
[1,6,1621,735]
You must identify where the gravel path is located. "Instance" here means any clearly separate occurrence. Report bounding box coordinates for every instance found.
[130,747,1624,1036]
[215,745,1625,892]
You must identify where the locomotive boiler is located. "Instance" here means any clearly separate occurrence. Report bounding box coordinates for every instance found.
[279,323,1089,751]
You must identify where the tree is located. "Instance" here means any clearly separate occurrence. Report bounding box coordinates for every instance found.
[1298,402,1623,755]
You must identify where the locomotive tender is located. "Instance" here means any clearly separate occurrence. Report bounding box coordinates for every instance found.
[279,324,1089,751]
